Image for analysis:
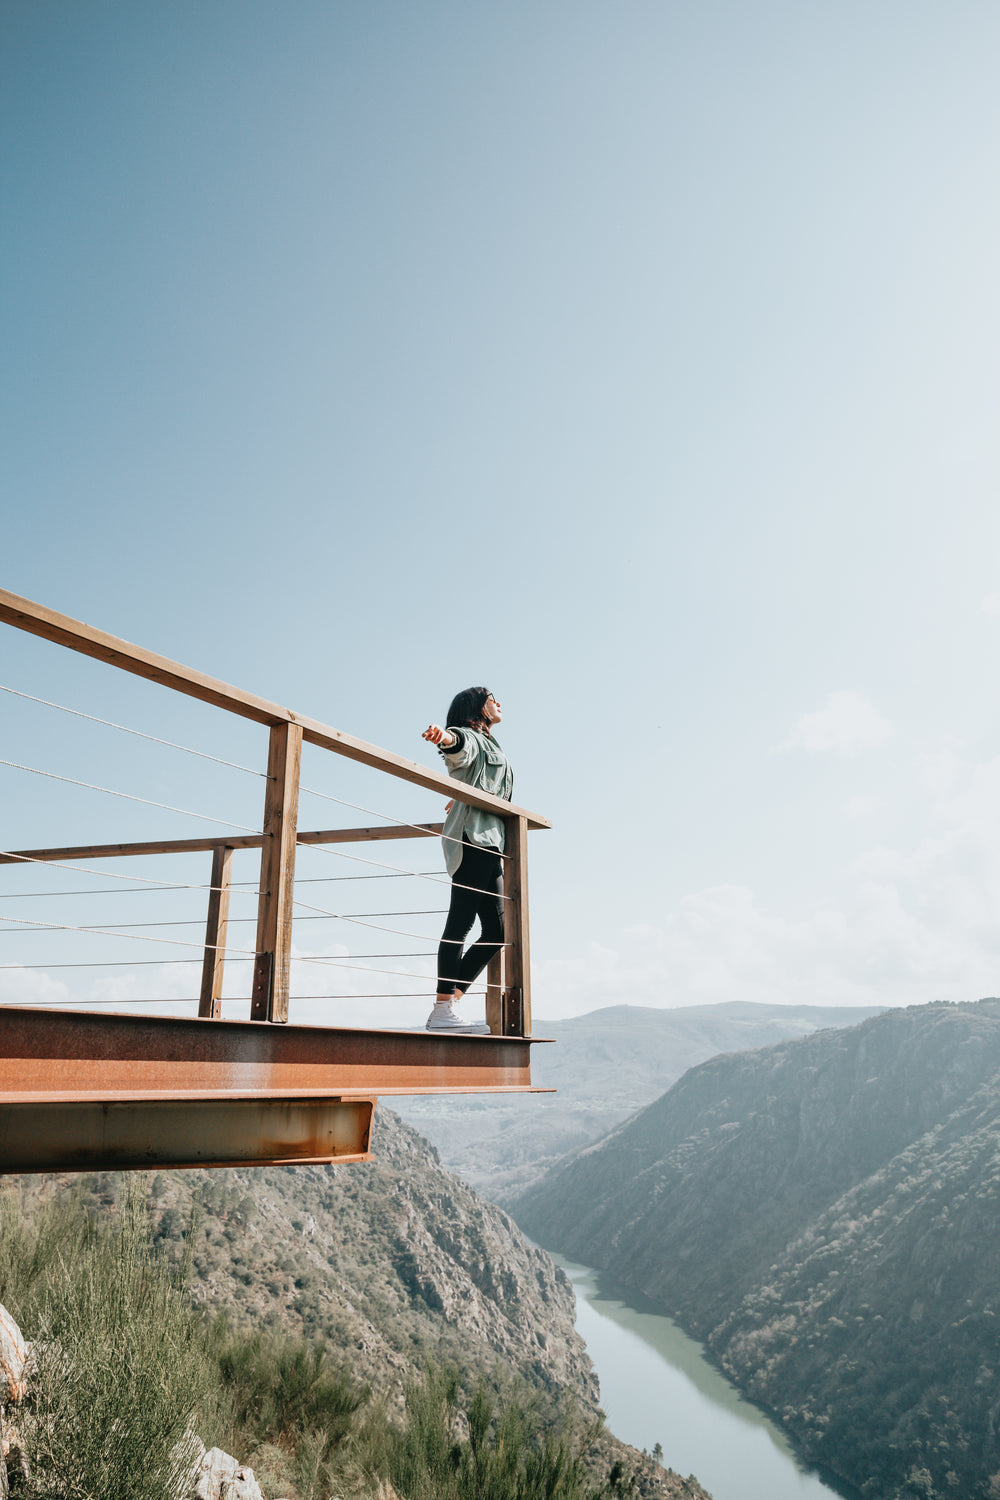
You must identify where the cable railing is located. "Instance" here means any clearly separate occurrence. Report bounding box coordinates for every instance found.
[0,587,550,1037]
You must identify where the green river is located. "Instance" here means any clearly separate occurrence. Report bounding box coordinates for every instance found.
[553,1255,859,1500]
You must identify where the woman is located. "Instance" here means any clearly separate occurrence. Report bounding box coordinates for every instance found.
[421,687,512,1032]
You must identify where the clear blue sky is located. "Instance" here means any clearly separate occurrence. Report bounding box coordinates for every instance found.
[3,1,1000,1021]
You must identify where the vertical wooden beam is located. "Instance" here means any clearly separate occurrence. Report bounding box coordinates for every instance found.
[485,952,504,1036]
[502,814,531,1037]
[251,722,302,1023]
[198,844,234,1019]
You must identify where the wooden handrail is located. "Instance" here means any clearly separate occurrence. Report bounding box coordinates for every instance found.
[0,823,447,866]
[1,588,549,1037]
[0,588,551,829]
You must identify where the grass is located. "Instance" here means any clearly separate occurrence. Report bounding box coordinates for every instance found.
[0,1182,640,1500]
[357,1367,635,1500]
[0,1178,212,1500]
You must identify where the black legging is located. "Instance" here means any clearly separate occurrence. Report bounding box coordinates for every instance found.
[436,840,504,996]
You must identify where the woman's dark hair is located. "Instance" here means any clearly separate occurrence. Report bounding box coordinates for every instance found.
[447,686,493,730]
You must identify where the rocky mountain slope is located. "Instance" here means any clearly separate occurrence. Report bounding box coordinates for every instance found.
[50,1109,593,1408]
[392,1001,882,1200]
[9,1106,708,1500]
[511,999,1000,1500]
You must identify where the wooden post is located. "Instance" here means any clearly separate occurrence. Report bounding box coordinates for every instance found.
[198,844,234,1019]
[502,814,531,1037]
[251,722,302,1023]
[486,952,504,1036]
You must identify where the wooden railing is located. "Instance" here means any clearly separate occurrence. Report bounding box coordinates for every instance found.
[0,589,550,1037]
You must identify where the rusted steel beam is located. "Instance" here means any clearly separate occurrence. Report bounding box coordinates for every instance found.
[0,1009,544,1098]
[0,1094,374,1173]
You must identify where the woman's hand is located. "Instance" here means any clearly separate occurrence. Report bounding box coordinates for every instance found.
[444,799,454,813]
[423,724,456,747]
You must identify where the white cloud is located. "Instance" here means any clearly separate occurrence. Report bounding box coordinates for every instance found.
[781,691,892,756]
[534,750,1000,1020]
[981,592,1000,617]
[0,969,72,1006]
[844,794,883,819]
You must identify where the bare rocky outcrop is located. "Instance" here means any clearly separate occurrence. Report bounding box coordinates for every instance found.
[186,1437,266,1500]
[123,1108,599,1409]
[0,1303,27,1498]
[0,1306,26,1405]
[0,1307,271,1500]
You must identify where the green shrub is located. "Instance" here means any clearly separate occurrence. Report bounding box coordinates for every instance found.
[0,1183,637,1500]
[0,1178,213,1500]
[360,1366,631,1500]
[208,1318,367,1458]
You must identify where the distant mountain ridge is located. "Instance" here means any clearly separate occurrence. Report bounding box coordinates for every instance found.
[511,999,1000,1500]
[392,1001,884,1199]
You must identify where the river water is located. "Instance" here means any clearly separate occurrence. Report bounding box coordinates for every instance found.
[552,1255,857,1500]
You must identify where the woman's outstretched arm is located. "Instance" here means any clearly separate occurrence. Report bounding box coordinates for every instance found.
[422,723,456,747]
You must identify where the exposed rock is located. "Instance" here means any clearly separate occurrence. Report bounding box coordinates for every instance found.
[0,1410,18,1464]
[222,1471,264,1500]
[189,1443,264,1500]
[118,1109,599,1409]
[0,1307,26,1404]
[0,1304,27,1500]
[0,1429,27,1500]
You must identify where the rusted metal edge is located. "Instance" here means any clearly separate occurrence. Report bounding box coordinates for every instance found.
[0,1093,375,1174]
[0,1086,556,1103]
[0,1008,549,1097]
[0,1006,554,1042]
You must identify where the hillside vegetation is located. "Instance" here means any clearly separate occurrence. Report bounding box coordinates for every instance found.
[511,999,1000,1500]
[393,1001,882,1198]
[1,1107,708,1500]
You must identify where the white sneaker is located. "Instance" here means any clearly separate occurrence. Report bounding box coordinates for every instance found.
[425,1000,490,1034]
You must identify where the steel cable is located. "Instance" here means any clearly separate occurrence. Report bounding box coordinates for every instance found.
[0,876,442,899]
[0,758,260,833]
[290,951,494,986]
[299,782,508,859]
[292,894,509,946]
[0,849,260,897]
[0,909,448,933]
[0,912,258,958]
[0,990,483,1006]
[0,957,238,969]
[295,839,511,900]
[0,684,266,776]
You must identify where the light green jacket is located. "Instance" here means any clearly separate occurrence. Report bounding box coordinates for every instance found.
[438,728,514,875]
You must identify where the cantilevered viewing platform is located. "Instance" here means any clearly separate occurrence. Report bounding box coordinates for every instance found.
[0,588,551,1174]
